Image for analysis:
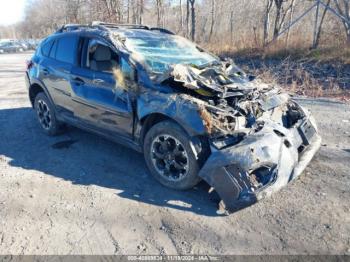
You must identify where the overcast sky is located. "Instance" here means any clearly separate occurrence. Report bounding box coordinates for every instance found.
[0,0,26,25]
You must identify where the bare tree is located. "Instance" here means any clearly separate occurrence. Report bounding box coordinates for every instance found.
[186,0,190,37]
[5,0,350,50]
[65,0,83,23]
[263,0,274,46]
[334,0,350,44]
[272,0,295,40]
[312,0,331,49]
[189,0,196,41]
[126,0,130,23]
[179,0,183,32]
[156,0,163,26]
[285,0,295,47]
[230,10,234,44]
[208,0,215,41]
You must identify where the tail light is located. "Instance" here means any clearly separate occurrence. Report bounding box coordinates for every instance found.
[26,60,33,70]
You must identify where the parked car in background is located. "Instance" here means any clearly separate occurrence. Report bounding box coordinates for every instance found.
[0,41,25,53]
[25,39,40,50]
[0,39,41,53]
[18,40,29,51]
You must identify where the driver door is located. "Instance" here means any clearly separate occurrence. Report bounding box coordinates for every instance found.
[70,37,134,139]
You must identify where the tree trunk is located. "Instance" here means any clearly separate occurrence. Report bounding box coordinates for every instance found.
[273,0,283,39]
[156,0,163,27]
[186,0,190,37]
[208,0,215,41]
[126,0,130,23]
[139,0,144,24]
[179,0,183,32]
[189,0,195,41]
[334,0,350,46]
[346,28,350,45]
[263,0,273,46]
[285,0,295,48]
[313,0,331,49]
[230,11,234,44]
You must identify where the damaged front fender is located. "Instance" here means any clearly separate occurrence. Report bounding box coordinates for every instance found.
[137,91,208,137]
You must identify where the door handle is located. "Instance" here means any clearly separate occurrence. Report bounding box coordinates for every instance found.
[93,79,105,84]
[72,77,85,85]
[42,68,49,75]
[59,68,70,74]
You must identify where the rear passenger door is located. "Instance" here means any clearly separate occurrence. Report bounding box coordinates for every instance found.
[70,37,134,139]
[47,34,79,115]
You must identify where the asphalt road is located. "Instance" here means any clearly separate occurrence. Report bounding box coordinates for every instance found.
[0,52,349,255]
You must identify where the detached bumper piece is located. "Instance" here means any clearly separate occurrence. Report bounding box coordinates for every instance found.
[198,117,321,213]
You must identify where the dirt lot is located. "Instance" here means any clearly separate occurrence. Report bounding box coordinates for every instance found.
[0,52,349,255]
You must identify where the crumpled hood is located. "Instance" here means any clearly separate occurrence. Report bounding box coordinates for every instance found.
[155,61,265,98]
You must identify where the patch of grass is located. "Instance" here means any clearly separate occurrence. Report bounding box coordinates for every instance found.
[208,44,350,65]
[307,47,350,64]
[203,42,350,100]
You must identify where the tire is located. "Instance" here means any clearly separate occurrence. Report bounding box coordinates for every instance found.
[143,120,201,190]
[34,92,62,136]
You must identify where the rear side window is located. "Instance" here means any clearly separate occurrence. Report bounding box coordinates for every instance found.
[41,40,53,57]
[55,35,78,64]
[49,40,58,59]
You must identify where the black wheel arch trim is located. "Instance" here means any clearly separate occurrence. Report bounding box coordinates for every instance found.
[29,78,55,109]
[137,112,209,162]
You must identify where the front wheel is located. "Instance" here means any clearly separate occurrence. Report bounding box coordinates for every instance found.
[143,121,201,190]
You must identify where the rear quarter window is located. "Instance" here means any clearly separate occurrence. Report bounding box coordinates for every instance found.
[40,39,53,57]
[55,35,78,64]
[49,40,58,59]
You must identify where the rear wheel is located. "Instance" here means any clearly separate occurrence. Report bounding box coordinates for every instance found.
[34,92,62,136]
[143,121,201,190]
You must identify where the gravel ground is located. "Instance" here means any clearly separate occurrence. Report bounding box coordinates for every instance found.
[0,52,349,255]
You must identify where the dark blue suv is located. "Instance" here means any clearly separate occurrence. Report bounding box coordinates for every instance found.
[26,22,321,212]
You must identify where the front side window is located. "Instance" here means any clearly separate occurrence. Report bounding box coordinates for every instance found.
[120,57,134,80]
[85,39,119,73]
[55,35,78,64]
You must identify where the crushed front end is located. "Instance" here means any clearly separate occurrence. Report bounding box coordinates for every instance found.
[157,61,321,213]
[198,101,321,212]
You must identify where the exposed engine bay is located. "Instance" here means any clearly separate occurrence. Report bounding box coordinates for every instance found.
[157,61,306,141]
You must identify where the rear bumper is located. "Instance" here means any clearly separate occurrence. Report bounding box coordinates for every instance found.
[25,72,30,90]
[198,116,321,213]
[24,72,32,106]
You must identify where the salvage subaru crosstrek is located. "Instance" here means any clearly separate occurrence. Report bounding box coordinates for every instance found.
[25,22,321,212]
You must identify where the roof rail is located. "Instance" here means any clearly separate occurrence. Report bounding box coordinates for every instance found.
[55,24,108,34]
[55,22,175,35]
[150,27,175,35]
[92,21,150,30]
